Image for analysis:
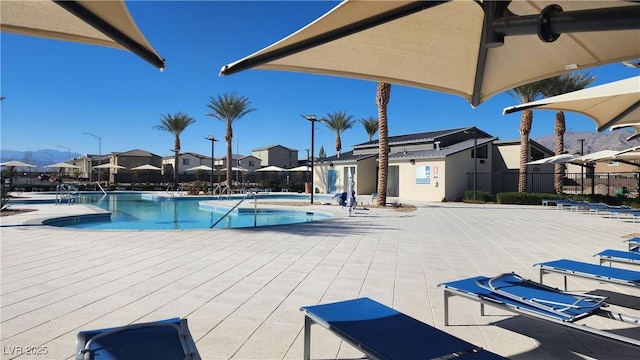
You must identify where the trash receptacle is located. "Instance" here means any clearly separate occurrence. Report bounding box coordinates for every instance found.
[304,182,311,194]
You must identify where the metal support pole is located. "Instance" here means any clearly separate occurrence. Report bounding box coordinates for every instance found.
[206,135,217,195]
[579,138,585,194]
[473,136,478,201]
[302,115,318,204]
[83,132,102,183]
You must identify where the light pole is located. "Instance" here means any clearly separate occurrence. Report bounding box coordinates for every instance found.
[301,115,320,204]
[578,138,585,194]
[205,135,218,194]
[57,145,71,161]
[83,132,102,183]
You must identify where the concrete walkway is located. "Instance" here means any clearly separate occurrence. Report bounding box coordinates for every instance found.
[1,196,639,359]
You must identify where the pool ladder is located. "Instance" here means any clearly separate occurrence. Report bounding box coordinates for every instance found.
[210,191,257,229]
[55,183,80,205]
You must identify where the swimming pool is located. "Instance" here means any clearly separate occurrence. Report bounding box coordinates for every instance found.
[48,193,334,230]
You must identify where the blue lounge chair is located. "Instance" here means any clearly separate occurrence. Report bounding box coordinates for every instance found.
[624,237,640,251]
[75,318,200,360]
[595,249,640,266]
[535,259,640,290]
[439,273,640,348]
[300,297,507,360]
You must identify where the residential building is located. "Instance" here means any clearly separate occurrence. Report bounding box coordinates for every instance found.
[313,127,555,202]
[252,145,298,168]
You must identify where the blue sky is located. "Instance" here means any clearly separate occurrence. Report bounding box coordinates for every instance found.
[1,1,638,163]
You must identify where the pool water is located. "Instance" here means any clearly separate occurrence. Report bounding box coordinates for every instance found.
[55,193,333,230]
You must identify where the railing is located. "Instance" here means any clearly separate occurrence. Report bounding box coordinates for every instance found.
[55,183,80,205]
[210,191,257,229]
[96,182,107,195]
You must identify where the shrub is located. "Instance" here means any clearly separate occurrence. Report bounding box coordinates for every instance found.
[464,190,494,203]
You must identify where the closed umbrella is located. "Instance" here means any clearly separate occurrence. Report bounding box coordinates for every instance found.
[220,1,639,107]
[1,0,164,69]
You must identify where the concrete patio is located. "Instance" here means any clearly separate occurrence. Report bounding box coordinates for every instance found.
[1,197,639,359]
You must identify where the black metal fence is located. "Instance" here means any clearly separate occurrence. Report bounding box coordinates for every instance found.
[469,171,639,197]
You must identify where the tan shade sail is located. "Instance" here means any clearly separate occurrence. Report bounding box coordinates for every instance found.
[610,123,640,141]
[1,0,165,69]
[220,0,640,106]
[503,76,640,132]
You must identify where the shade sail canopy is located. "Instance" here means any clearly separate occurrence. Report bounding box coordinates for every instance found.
[1,0,165,69]
[0,160,37,168]
[610,123,640,141]
[525,154,578,165]
[231,166,248,172]
[185,165,213,172]
[130,164,162,171]
[255,165,288,172]
[93,163,126,169]
[613,146,640,162]
[571,150,621,163]
[288,165,311,172]
[45,162,80,169]
[220,1,640,106]
[503,76,640,132]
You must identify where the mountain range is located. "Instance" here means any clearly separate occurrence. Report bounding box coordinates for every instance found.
[1,129,638,165]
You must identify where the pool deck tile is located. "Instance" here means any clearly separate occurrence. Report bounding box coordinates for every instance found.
[1,193,639,359]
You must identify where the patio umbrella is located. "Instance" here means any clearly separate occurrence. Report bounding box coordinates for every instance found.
[0,161,37,188]
[185,165,213,172]
[93,163,126,170]
[503,76,640,132]
[0,160,37,168]
[130,164,162,183]
[1,0,165,69]
[255,165,288,172]
[288,165,311,172]
[220,1,640,107]
[525,154,578,165]
[231,166,248,172]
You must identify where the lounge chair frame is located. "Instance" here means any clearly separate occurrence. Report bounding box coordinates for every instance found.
[301,297,507,360]
[439,273,640,348]
[595,249,640,267]
[75,318,200,360]
[535,259,640,290]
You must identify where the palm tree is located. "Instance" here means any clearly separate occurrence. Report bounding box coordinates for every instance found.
[508,82,545,192]
[322,110,355,158]
[376,82,391,206]
[153,112,196,187]
[540,73,596,194]
[205,92,255,187]
[360,116,379,141]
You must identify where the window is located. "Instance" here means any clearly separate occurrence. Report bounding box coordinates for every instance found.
[182,158,190,165]
[472,144,488,159]
[248,160,255,167]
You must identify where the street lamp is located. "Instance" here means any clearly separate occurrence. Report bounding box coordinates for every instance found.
[301,114,320,204]
[57,145,71,161]
[205,135,218,194]
[83,132,102,183]
[578,138,585,194]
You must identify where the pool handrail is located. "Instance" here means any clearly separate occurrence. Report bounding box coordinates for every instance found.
[210,191,257,229]
[96,182,107,195]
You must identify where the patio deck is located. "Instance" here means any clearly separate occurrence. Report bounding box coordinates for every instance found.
[1,197,639,359]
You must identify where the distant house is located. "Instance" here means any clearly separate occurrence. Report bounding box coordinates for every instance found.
[237,155,261,172]
[252,145,298,168]
[162,152,208,175]
[74,149,162,183]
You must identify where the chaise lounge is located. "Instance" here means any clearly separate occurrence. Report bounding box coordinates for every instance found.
[595,249,640,266]
[300,297,508,360]
[438,273,640,348]
[75,318,200,360]
[534,259,640,290]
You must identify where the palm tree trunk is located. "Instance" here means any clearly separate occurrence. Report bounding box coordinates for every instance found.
[376,82,391,206]
[518,109,533,193]
[226,125,233,187]
[554,110,566,194]
[335,135,342,158]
